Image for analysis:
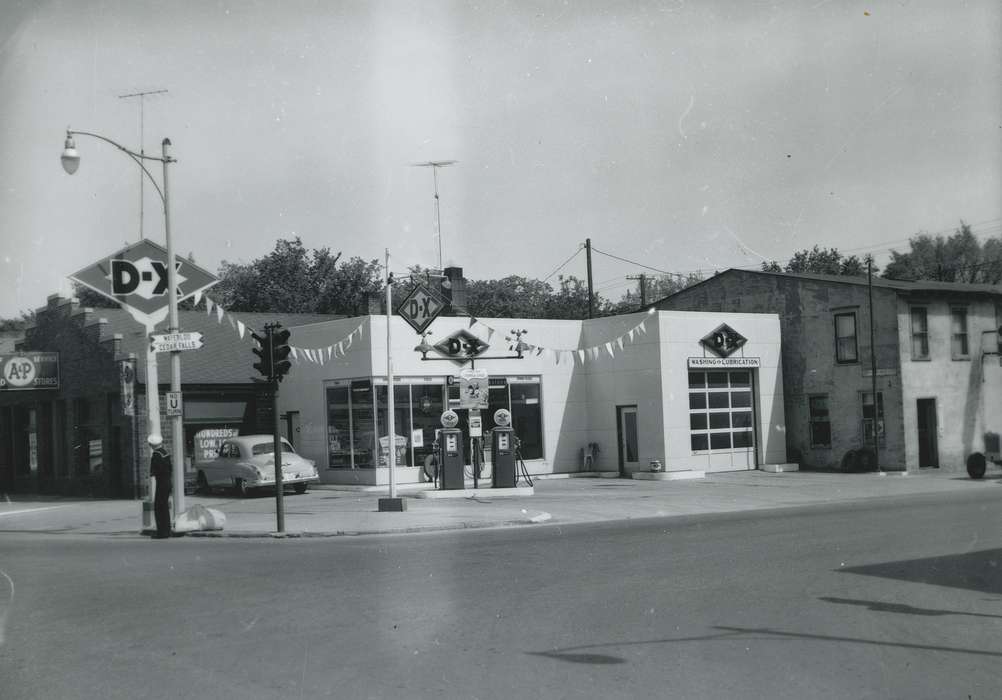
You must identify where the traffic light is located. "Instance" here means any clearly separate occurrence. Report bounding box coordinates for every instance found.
[251,330,273,380]
[272,326,292,382]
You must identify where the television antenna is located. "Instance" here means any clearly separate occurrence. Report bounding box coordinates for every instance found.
[119,88,168,240]
[411,160,458,269]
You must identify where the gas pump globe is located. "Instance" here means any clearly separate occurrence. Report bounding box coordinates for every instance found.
[494,409,511,427]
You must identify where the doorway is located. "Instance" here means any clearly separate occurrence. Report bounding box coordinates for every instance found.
[616,405,639,475]
[917,398,939,468]
[282,411,301,449]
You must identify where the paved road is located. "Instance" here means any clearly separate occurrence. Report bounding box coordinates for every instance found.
[2,489,1001,699]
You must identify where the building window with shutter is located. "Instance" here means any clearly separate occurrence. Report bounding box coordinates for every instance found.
[951,307,969,359]
[808,396,831,448]
[910,307,929,360]
[834,312,858,364]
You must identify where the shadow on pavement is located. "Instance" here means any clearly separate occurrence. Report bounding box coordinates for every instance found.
[840,548,1002,595]
[818,596,1002,619]
[526,624,1002,664]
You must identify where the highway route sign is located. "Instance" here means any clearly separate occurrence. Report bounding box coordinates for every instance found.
[397,284,445,334]
[150,332,205,353]
[166,391,183,417]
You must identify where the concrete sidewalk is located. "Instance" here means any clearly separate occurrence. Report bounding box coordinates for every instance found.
[2,468,1000,538]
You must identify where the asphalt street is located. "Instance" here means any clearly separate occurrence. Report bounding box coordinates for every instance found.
[2,488,1001,699]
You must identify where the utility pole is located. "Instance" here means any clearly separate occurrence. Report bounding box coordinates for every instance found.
[585,238,594,319]
[119,88,168,241]
[627,273,647,307]
[867,255,880,473]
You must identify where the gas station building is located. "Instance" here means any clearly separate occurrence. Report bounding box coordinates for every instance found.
[277,309,789,484]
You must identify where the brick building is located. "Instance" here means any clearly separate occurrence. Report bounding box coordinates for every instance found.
[0,294,335,497]
[655,269,1002,472]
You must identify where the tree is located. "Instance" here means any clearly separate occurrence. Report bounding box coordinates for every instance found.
[211,237,384,315]
[762,246,870,276]
[883,222,1002,284]
[607,272,705,313]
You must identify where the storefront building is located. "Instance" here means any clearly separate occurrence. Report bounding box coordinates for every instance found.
[278,309,787,484]
[0,294,335,497]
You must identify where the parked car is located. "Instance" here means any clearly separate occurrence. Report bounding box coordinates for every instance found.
[195,435,319,497]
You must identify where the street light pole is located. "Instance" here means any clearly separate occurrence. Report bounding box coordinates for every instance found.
[61,129,185,517]
[161,137,185,514]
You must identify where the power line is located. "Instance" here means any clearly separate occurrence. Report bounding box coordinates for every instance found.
[542,245,585,283]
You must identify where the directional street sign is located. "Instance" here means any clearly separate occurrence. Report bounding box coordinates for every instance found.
[396,283,446,334]
[150,332,205,354]
[70,239,218,324]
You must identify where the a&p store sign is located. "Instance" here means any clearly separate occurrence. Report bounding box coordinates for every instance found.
[0,353,59,390]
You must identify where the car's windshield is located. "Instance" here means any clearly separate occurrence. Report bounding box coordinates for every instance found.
[251,440,295,456]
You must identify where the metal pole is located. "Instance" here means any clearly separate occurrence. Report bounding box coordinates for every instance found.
[162,138,186,516]
[386,249,397,500]
[585,238,594,319]
[867,256,880,473]
[270,325,285,533]
[433,167,442,270]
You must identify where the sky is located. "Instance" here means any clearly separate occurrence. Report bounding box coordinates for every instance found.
[0,0,999,318]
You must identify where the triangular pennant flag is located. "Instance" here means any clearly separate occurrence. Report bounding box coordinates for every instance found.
[469,317,477,328]
[345,335,352,350]
[535,346,544,356]
[638,321,647,334]
[357,323,364,338]
[553,349,560,365]
[628,329,635,342]
[205,298,214,316]
[327,346,333,360]
[487,328,495,343]
[591,347,600,360]
[605,342,614,358]
[617,336,624,351]
[193,290,203,307]
[577,349,586,363]
[227,315,236,330]
[337,341,344,356]
[290,347,299,361]
[237,320,246,339]
[215,304,224,323]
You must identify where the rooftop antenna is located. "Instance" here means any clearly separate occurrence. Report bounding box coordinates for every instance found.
[119,88,168,240]
[411,160,457,269]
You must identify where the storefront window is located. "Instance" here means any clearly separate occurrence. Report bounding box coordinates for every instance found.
[376,385,413,467]
[411,386,445,469]
[325,381,378,469]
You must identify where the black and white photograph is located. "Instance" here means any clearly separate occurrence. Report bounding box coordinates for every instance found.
[0,1,1000,697]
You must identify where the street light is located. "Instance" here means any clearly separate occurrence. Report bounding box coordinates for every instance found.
[61,128,187,518]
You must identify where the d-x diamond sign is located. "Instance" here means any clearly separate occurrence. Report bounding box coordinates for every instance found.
[397,284,446,334]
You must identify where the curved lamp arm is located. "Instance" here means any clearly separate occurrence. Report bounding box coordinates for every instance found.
[62,129,174,206]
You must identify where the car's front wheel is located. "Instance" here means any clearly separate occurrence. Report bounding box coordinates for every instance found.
[235,478,251,498]
[294,483,308,494]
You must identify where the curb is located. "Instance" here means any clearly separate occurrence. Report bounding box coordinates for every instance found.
[184,517,547,539]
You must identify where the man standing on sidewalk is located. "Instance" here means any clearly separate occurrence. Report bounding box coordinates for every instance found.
[149,434,172,539]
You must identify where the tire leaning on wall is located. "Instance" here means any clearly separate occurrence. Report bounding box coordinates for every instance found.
[966,452,987,480]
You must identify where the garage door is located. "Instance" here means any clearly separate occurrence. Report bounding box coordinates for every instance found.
[688,370,755,471]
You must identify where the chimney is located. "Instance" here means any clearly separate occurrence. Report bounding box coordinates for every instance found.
[442,266,467,315]
[366,291,385,315]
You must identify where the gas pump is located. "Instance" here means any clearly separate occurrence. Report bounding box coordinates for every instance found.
[438,410,465,490]
[491,408,516,488]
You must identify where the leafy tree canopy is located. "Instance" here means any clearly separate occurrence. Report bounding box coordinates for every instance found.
[211,237,383,315]
[762,246,870,276]
[883,222,1002,284]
